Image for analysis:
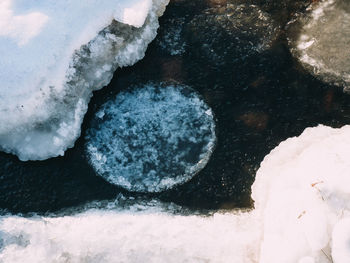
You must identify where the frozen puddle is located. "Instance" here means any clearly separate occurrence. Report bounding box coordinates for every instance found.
[0,0,169,161]
[85,84,216,192]
[3,125,350,262]
[289,0,350,90]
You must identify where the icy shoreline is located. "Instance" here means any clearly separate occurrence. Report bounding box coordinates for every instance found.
[1,1,350,262]
[2,125,350,262]
[0,0,169,161]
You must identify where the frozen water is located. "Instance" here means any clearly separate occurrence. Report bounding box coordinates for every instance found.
[0,202,259,263]
[4,125,350,262]
[156,17,186,56]
[186,3,279,67]
[0,0,169,161]
[289,0,350,91]
[85,84,216,192]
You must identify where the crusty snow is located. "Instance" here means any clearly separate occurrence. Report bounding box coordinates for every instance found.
[0,206,260,263]
[0,0,169,160]
[2,125,350,262]
[252,125,350,263]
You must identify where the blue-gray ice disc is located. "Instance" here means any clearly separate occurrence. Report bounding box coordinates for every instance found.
[85,83,216,192]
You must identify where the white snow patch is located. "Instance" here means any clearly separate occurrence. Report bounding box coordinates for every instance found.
[0,0,169,161]
[114,0,152,28]
[0,206,260,263]
[253,125,350,263]
[0,0,48,46]
[332,218,350,263]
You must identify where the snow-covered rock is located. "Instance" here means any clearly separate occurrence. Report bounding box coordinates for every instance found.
[332,218,350,263]
[253,125,350,262]
[0,0,169,161]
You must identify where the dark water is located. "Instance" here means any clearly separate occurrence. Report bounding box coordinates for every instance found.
[1,0,350,214]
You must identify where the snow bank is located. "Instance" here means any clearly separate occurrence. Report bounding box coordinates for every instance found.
[3,125,350,262]
[85,84,216,192]
[0,0,169,161]
[253,125,350,263]
[289,0,350,90]
[0,203,260,263]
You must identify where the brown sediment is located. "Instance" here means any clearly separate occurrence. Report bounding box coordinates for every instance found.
[238,112,269,131]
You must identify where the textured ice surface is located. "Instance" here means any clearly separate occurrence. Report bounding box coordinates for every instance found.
[156,17,186,56]
[0,0,169,161]
[86,84,216,192]
[289,0,350,90]
[4,125,350,262]
[186,3,279,67]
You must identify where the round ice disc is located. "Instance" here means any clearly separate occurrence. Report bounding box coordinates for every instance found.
[185,3,279,67]
[288,0,350,90]
[85,83,216,192]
